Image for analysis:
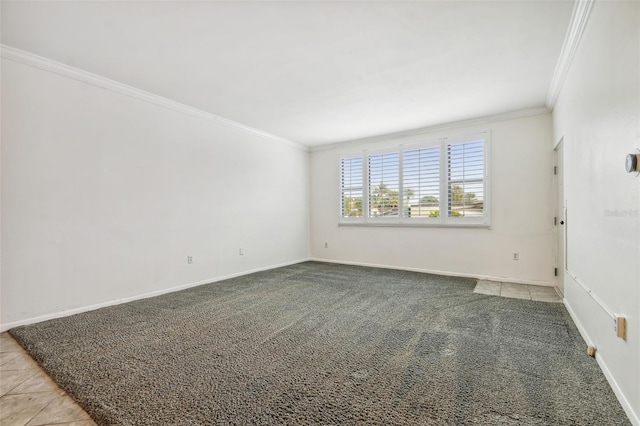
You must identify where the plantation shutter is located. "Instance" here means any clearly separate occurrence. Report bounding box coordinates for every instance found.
[447,140,485,218]
[402,146,440,218]
[368,152,399,217]
[340,157,364,218]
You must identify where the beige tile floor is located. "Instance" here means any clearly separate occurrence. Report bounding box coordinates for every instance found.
[475,280,563,303]
[0,282,561,425]
[0,332,96,426]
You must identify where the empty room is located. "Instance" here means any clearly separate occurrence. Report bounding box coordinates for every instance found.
[1,0,638,425]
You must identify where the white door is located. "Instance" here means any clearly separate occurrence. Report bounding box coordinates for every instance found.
[554,141,565,295]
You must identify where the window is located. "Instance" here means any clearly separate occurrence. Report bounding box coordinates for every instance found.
[340,156,364,218]
[368,152,399,217]
[447,139,485,219]
[339,132,489,227]
[403,146,440,218]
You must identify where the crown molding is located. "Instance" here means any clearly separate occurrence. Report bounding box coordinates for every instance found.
[545,0,594,110]
[1,44,308,151]
[310,106,550,153]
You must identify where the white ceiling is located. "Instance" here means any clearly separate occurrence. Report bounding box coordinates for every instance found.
[1,1,574,146]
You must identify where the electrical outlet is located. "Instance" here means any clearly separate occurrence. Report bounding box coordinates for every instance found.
[512,252,519,261]
[239,248,244,256]
[187,256,193,264]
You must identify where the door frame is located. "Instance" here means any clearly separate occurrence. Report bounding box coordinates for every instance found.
[554,139,565,295]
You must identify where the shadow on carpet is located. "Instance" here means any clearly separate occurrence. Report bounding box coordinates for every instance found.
[10,262,630,425]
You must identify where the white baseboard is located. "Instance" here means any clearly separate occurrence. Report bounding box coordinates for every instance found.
[563,297,594,345]
[309,257,555,287]
[564,299,640,426]
[0,258,311,332]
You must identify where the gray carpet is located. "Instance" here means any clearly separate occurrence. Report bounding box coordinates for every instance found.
[10,261,630,425]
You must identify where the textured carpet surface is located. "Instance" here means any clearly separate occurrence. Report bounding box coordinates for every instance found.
[10,262,630,425]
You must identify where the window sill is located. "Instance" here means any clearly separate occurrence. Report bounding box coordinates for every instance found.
[338,221,491,229]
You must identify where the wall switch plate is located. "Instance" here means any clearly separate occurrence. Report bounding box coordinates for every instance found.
[239,248,244,256]
[512,252,519,261]
[187,256,193,264]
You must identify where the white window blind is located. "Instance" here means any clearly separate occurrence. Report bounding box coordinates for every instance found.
[340,157,364,218]
[447,139,485,218]
[402,146,440,218]
[368,152,399,217]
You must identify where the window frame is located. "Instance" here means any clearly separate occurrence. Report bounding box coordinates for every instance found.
[338,132,490,228]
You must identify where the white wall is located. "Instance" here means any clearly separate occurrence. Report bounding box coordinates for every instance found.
[0,57,310,329]
[310,112,555,285]
[552,1,639,423]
